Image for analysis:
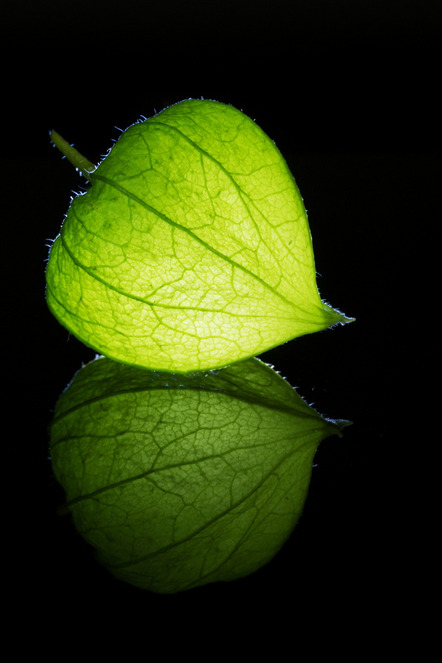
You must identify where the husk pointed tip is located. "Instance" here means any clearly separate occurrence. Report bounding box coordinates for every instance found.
[322,302,355,329]
[341,314,356,325]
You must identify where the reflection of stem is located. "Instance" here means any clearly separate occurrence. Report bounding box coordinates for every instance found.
[56,502,70,516]
[50,130,95,179]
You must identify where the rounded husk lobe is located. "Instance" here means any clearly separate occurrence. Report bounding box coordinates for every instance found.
[46,99,352,373]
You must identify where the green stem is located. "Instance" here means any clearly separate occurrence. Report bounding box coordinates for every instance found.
[50,130,95,178]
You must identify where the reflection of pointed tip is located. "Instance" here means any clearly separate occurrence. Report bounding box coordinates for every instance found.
[323,417,353,438]
[334,419,353,437]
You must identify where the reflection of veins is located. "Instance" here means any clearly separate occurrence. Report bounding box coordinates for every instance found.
[50,384,321,431]
[63,430,315,511]
[103,444,309,571]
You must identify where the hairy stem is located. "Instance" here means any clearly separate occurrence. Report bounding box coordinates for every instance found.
[50,130,95,178]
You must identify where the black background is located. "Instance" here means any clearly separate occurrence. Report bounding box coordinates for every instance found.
[2,0,440,651]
